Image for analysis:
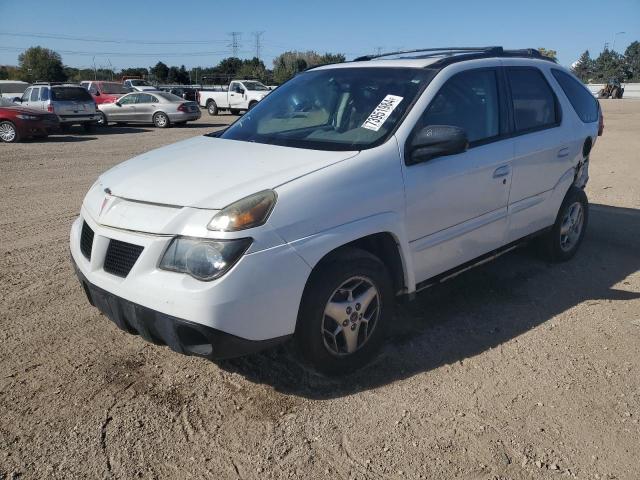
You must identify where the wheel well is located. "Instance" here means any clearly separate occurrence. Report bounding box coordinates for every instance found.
[206,99,216,106]
[316,233,406,295]
[582,137,593,158]
[249,100,258,106]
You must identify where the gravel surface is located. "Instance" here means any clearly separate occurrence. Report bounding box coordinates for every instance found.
[1,103,639,480]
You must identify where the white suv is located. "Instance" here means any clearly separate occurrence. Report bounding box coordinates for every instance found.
[70,47,602,373]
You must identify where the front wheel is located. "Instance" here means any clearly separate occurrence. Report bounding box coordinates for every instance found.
[296,248,393,374]
[153,112,170,128]
[0,121,19,143]
[540,187,588,262]
[97,112,108,127]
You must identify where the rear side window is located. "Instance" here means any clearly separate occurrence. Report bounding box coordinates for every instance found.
[418,69,500,144]
[551,69,598,123]
[30,88,40,101]
[507,68,559,132]
[40,87,49,101]
[51,87,93,101]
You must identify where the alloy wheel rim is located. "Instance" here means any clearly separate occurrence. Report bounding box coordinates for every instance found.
[0,123,16,142]
[560,201,584,252]
[156,114,167,126]
[322,276,380,356]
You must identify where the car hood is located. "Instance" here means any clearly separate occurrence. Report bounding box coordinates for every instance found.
[97,135,358,209]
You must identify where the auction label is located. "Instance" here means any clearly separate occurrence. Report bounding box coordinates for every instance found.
[361,95,404,131]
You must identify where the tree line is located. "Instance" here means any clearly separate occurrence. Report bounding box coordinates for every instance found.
[1,43,638,86]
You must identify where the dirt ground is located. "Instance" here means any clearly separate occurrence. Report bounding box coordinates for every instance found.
[1,102,639,480]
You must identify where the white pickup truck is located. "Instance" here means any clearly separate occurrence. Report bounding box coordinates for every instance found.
[197,80,271,115]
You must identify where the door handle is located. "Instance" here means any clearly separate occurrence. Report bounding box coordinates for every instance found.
[493,166,511,178]
[557,147,570,158]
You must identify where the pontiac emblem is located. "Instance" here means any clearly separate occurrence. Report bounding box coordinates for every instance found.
[99,187,112,216]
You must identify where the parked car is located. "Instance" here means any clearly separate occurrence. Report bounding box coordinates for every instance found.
[97,91,200,127]
[17,83,98,132]
[0,80,30,99]
[0,97,59,142]
[165,86,198,102]
[197,80,270,115]
[80,81,131,104]
[71,47,601,373]
[123,79,157,92]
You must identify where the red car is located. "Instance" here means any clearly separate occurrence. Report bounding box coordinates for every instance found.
[80,81,131,104]
[0,98,60,143]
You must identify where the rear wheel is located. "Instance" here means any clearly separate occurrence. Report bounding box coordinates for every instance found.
[97,112,108,127]
[0,121,18,143]
[248,101,258,110]
[296,248,393,374]
[206,101,218,116]
[540,187,588,262]
[153,112,170,128]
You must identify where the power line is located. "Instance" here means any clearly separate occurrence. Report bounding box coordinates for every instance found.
[228,32,242,57]
[0,46,251,57]
[253,31,265,60]
[0,32,228,45]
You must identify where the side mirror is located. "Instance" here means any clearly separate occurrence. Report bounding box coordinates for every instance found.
[115,101,121,107]
[238,88,245,94]
[13,97,22,103]
[406,125,468,165]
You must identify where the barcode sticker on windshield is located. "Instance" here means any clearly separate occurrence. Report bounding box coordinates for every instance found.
[361,95,404,131]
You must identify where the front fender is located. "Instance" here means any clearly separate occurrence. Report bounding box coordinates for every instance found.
[287,212,416,292]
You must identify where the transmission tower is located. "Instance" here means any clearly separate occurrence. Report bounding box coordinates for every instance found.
[253,31,265,60]
[228,32,242,57]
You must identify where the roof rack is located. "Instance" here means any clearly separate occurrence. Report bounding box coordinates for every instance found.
[353,47,556,64]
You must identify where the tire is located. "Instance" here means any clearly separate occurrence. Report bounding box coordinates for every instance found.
[83,123,95,133]
[153,112,170,128]
[206,100,218,116]
[296,248,394,374]
[0,121,19,143]
[539,187,588,262]
[248,101,258,110]
[97,112,108,127]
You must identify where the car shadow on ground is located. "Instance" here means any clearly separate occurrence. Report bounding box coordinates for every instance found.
[28,135,97,143]
[217,203,640,399]
[98,126,154,134]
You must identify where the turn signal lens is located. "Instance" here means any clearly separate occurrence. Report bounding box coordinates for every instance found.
[208,190,277,232]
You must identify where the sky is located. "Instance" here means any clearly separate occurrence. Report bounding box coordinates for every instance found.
[0,0,638,70]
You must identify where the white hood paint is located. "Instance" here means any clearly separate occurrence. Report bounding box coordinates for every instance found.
[98,136,358,209]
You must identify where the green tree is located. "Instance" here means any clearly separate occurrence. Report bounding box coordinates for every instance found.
[237,57,267,81]
[0,66,8,80]
[178,65,190,84]
[120,67,149,79]
[592,48,626,82]
[272,51,345,84]
[538,48,558,61]
[572,50,594,83]
[18,46,67,82]
[150,61,169,83]
[217,57,243,75]
[624,41,640,81]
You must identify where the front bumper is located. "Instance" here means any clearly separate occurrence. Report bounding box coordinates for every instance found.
[72,257,290,359]
[70,212,310,359]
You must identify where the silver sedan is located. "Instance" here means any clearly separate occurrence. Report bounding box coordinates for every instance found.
[97,91,201,128]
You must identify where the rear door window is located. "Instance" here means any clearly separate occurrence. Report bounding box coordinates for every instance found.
[507,68,560,133]
[551,69,598,123]
[39,87,50,101]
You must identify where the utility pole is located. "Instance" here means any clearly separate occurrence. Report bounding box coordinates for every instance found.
[253,31,265,60]
[228,32,242,57]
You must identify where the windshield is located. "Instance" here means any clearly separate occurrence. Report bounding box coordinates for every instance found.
[220,67,434,151]
[51,87,93,101]
[100,83,129,94]
[243,81,269,91]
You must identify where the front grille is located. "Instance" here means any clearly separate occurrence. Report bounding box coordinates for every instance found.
[80,221,94,260]
[103,240,144,278]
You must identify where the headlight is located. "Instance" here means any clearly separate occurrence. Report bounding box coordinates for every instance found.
[16,114,39,120]
[159,237,252,281]
[208,190,276,232]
